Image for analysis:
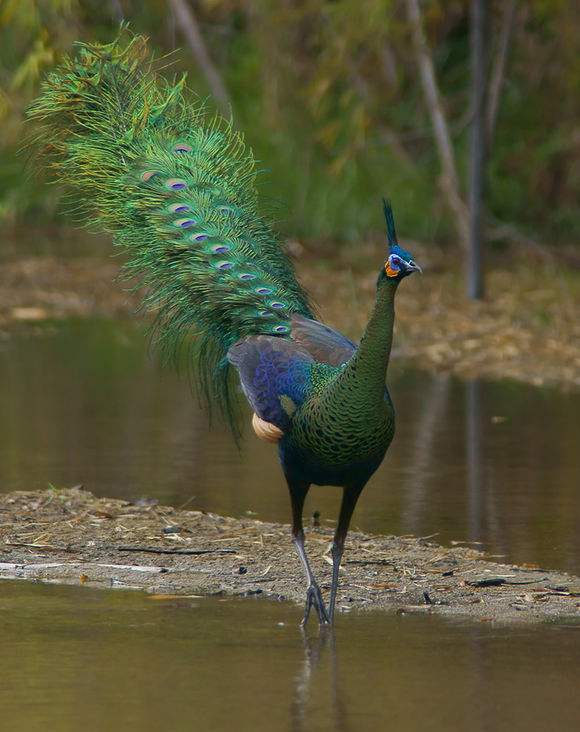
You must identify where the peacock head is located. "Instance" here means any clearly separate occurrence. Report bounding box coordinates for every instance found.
[380,198,422,282]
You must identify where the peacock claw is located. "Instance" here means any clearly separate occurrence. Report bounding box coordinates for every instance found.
[301,583,330,626]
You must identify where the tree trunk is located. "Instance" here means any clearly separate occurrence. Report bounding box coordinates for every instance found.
[167,0,231,116]
[467,0,487,300]
[486,0,517,147]
[405,0,469,250]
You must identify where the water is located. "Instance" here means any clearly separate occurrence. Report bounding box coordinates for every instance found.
[1,320,579,732]
[1,319,578,573]
[0,581,578,732]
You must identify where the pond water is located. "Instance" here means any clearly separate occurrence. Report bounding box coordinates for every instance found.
[1,581,579,732]
[1,320,579,732]
[1,319,578,574]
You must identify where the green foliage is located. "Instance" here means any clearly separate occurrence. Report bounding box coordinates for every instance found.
[1,0,579,245]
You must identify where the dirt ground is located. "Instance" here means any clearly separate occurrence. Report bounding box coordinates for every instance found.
[1,238,579,390]
[1,488,579,624]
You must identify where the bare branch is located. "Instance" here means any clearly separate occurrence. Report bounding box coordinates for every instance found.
[405,0,469,248]
[486,0,517,146]
[167,0,231,116]
[467,0,488,300]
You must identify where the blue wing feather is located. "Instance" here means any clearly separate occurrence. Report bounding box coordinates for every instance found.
[227,336,314,430]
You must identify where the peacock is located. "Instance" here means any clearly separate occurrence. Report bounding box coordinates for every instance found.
[28,33,421,626]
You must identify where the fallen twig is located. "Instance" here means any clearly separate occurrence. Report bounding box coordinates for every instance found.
[346,559,397,567]
[113,545,237,556]
[5,541,65,551]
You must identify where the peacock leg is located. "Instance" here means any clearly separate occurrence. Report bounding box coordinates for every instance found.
[288,480,330,626]
[328,484,365,623]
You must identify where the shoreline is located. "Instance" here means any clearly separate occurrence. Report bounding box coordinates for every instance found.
[1,488,579,624]
[1,243,579,391]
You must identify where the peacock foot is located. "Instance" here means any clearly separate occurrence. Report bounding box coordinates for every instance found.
[301,582,330,626]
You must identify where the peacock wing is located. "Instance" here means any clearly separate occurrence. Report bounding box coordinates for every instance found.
[227,336,315,431]
[290,314,357,366]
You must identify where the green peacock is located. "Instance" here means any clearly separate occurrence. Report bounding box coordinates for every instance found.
[29,33,421,626]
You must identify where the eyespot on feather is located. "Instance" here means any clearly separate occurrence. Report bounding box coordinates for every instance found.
[272,325,289,334]
[216,261,234,270]
[141,171,158,182]
[270,301,286,309]
[239,273,257,281]
[255,287,273,296]
[165,178,188,190]
[174,218,196,228]
[168,203,190,213]
[190,233,209,242]
[174,143,193,153]
[211,245,230,254]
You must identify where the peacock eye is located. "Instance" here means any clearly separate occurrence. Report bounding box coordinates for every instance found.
[391,256,401,265]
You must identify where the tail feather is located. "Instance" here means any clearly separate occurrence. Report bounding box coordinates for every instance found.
[28,32,312,430]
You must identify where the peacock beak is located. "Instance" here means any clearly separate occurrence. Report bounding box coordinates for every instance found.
[406,260,422,274]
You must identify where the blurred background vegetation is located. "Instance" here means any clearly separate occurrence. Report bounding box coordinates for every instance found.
[0,0,578,249]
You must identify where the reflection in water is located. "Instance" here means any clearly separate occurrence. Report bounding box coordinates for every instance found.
[292,629,349,732]
[1,320,579,573]
[1,579,580,732]
[466,379,484,542]
[400,374,450,533]
[465,379,501,554]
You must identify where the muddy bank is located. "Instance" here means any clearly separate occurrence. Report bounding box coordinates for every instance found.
[1,488,578,624]
[1,242,579,390]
